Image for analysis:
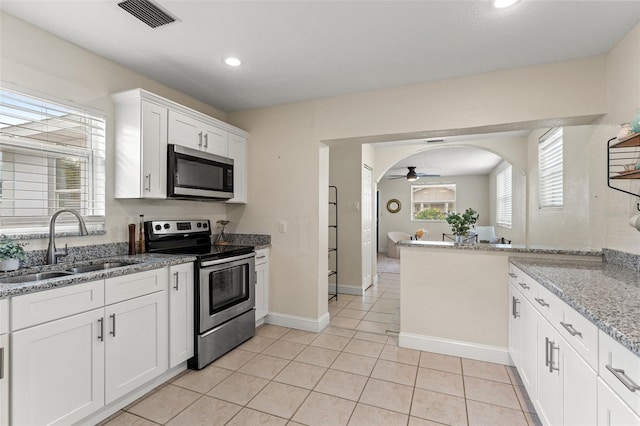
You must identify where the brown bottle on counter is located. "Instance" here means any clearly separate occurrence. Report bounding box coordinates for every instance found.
[128,224,136,255]
[138,215,145,254]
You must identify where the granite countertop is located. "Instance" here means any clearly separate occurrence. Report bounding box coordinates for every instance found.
[510,256,640,356]
[397,239,602,257]
[0,253,196,298]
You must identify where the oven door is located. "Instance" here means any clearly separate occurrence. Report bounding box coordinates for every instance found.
[168,144,234,200]
[198,253,255,332]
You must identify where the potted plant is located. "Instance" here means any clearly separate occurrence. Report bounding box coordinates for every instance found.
[446,208,479,243]
[0,235,26,271]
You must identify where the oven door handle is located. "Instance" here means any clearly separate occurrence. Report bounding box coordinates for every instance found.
[200,252,255,267]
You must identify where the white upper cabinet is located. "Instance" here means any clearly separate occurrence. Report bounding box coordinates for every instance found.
[112,89,248,201]
[227,133,247,204]
[168,110,228,157]
[112,91,168,199]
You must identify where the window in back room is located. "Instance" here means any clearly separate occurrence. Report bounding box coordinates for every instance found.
[411,183,456,221]
[538,127,563,209]
[0,86,106,236]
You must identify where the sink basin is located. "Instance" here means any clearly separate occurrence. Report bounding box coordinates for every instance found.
[0,271,74,284]
[66,262,134,274]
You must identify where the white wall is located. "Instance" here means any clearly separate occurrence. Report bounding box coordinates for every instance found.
[0,12,232,251]
[378,175,490,252]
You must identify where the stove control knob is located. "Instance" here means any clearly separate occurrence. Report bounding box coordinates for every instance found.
[164,223,170,229]
[203,222,208,228]
[197,222,202,228]
[154,224,161,231]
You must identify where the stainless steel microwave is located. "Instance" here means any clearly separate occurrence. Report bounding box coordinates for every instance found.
[167,144,234,200]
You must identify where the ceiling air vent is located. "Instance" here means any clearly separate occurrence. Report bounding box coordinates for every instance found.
[117,0,176,28]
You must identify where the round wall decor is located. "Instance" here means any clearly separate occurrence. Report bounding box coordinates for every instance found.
[386,199,401,213]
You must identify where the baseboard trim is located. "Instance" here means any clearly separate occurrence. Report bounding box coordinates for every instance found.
[399,332,512,365]
[266,311,330,332]
[336,284,365,296]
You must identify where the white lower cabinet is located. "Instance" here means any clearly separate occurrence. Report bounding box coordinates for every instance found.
[168,263,194,367]
[598,378,640,425]
[105,291,167,403]
[509,265,597,426]
[0,333,9,426]
[255,248,270,324]
[11,308,105,426]
[10,267,171,425]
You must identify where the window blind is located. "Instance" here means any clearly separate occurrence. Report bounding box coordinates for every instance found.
[538,128,563,209]
[0,87,106,234]
[496,165,512,228]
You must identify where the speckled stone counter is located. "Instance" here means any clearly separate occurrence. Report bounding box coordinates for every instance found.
[397,239,602,256]
[217,233,271,249]
[510,253,640,357]
[0,253,196,298]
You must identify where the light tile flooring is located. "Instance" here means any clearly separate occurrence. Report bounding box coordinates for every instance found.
[102,268,541,426]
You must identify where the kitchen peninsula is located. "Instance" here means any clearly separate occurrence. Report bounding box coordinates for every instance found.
[396,240,602,364]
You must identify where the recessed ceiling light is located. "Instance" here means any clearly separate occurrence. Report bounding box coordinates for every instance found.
[494,0,520,8]
[223,57,242,67]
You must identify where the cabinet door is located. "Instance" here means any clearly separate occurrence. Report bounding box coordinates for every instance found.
[520,296,537,393]
[536,316,563,426]
[202,125,228,157]
[105,291,168,404]
[255,259,269,322]
[11,309,105,426]
[227,133,247,204]
[508,284,522,366]
[168,110,202,151]
[169,263,194,367]
[563,340,597,425]
[142,101,168,198]
[0,334,8,426]
[598,378,640,426]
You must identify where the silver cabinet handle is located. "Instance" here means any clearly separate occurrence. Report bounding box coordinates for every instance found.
[110,313,116,337]
[535,297,549,307]
[519,282,530,290]
[545,337,559,373]
[560,321,582,338]
[144,174,151,191]
[256,255,266,260]
[606,365,640,392]
[509,273,517,278]
[512,296,520,319]
[98,317,104,342]
[174,271,180,291]
[198,131,203,147]
[204,133,208,148]
[0,347,4,380]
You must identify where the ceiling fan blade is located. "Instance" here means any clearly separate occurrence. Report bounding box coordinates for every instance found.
[416,173,440,177]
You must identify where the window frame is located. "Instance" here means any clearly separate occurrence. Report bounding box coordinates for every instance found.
[410,183,456,221]
[496,164,512,228]
[538,127,564,210]
[0,85,106,237]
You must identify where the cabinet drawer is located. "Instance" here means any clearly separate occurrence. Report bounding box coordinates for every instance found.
[556,301,598,370]
[0,299,7,334]
[105,268,167,305]
[255,248,269,265]
[532,282,560,323]
[11,280,104,331]
[509,265,536,303]
[599,330,640,416]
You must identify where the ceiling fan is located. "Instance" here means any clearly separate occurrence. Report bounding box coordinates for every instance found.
[389,166,440,181]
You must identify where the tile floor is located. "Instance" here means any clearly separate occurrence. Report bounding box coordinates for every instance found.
[101,263,541,425]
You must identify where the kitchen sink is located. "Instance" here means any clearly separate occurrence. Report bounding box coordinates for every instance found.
[0,271,74,284]
[65,262,134,274]
[0,261,138,284]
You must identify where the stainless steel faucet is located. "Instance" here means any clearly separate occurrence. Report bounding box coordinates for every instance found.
[46,209,89,264]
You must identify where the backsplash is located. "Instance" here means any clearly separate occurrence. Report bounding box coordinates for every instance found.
[603,248,640,272]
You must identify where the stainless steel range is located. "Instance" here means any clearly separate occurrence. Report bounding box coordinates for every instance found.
[144,219,256,369]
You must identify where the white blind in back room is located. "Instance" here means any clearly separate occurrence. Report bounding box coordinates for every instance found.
[538,128,563,209]
[0,87,106,235]
[496,165,512,228]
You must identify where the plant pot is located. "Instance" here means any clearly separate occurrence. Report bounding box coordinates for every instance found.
[0,258,20,272]
[454,235,464,244]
